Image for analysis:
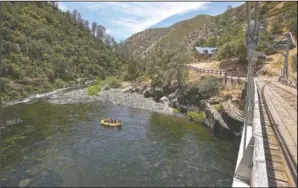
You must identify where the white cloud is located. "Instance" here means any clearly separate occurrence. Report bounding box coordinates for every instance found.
[80,2,210,39]
[57,2,68,12]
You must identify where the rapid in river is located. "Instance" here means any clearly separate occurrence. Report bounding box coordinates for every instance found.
[1,100,239,187]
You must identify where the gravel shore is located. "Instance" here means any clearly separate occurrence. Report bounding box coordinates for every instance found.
[46,88,173,115]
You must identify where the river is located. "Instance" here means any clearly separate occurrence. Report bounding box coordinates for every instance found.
[1,100,239,187]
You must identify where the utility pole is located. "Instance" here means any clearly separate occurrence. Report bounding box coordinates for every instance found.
[283,33,290,80]
[243,2,259,153]
[258,32,292,81]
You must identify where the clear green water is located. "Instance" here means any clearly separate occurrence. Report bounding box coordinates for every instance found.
[1,101,239,187]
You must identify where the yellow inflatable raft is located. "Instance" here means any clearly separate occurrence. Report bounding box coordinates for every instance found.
[101,118,121,127]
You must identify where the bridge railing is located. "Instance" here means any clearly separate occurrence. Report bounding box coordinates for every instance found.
[232,80,269,187]
[183,65,244,80]
[186,64,269,187]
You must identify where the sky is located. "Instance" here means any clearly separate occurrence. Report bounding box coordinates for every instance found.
[58,2,244,42]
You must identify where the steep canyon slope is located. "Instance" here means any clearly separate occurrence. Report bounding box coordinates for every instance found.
[0,2,125,101]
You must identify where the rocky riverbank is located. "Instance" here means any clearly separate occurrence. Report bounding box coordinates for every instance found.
[46,87,174,115]
[2,78,244,135]
[121,80,245,135]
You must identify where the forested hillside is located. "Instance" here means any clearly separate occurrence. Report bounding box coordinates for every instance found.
[0,2,124,101]
[122,2,297,59]
[118,1,297,86]
[196,1,297,60]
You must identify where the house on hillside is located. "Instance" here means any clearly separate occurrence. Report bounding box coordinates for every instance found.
[195,47,217,58]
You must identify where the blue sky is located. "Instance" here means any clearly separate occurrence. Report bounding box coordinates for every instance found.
[58,2,244,42]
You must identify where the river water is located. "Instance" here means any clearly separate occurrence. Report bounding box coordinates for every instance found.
[1,101,239,187]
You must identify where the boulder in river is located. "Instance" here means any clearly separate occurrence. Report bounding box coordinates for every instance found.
[19,178,31,187]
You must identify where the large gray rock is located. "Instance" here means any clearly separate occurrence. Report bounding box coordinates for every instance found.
[153,88,163,102]
[19,178,31,187]
[208,97,220,104]
[143,87,154,98]
[160,96,169,103]
[168,92,176,100]
[162,84,174,96]
[169,98,178,108]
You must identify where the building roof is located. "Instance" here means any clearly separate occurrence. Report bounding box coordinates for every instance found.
[195,47,217,55]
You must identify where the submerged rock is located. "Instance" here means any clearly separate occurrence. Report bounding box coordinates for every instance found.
[19,178,31,187]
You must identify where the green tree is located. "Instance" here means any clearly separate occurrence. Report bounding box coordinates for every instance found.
[234,39,247,62]
[218,43,233,59]
[271,16,283,34]
[0,2,125,101]
[205,36,217,47]
[164,42,190,88]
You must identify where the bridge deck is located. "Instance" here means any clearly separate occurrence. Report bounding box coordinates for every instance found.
[257,78,297,187]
